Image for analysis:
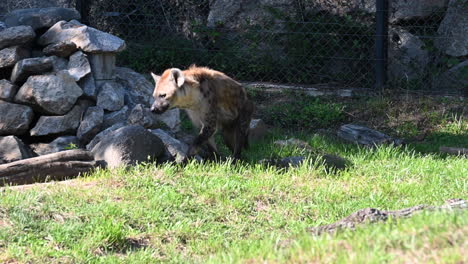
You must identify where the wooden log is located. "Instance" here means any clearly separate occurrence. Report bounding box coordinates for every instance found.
[439,146,468,156]
[0,149,99,186]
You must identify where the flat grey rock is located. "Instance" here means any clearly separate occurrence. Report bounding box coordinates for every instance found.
[4,7,81,30]
[0,79,18,101]
[0,46,30,69]
[77,106,104,144]
[10,56,54,84]
[67,51,91,81]
[102,105,129,130]
[0,101,34,136]
[15,70,83,115]
[43,41,77,57]
[38,20,126,53]
[30,105,83,136]
[0,25,35,50]
[0,135,34,164]
[96,81,125,111]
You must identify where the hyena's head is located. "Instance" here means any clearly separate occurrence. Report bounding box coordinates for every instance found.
[150,68,185,114]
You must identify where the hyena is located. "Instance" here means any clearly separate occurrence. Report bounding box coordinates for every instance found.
[150,65,254,159]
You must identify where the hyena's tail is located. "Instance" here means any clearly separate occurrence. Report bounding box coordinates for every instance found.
[241,100,255,150]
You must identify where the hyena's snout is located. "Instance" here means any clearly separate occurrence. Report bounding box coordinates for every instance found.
[150,99,170,114]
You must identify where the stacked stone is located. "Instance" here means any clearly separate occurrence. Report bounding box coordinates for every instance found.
[0,7,181,166]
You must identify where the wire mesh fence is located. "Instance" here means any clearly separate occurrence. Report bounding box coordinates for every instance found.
[1,0,466,95]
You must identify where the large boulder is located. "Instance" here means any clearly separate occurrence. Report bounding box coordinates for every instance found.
[77,106,104,144]
[4,7,81,31]
[389,0,448,23]
[115,67,154,107]
[15,70,83,115]
[0,136,34,164]
[30,136,80,156]
[30,105,83,136]
[388,27,429,81]
[38,20,126,53]
[0,25,35,50]
[10,56,54,84]
[91,125,165,168]
[67,50,91,81]
[0,46,30,69]
[0,79,18,101]
[435,0,468,57]
[0,101,34,136]
[49,55,69,72]
[96,81,125,111]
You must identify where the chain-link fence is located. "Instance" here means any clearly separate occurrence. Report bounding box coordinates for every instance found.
[1,0,466,95]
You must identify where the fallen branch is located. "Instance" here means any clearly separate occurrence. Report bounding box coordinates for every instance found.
[308,199,467,235]
[0,150,101,186]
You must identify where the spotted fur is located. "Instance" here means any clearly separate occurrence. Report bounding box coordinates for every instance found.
[151,65,254,159]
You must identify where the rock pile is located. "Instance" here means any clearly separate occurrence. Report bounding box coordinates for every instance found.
[0,7,182,167]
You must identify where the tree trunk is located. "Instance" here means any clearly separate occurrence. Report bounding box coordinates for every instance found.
[0,150,101,186]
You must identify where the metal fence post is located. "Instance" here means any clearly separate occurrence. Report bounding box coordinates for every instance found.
[76,0,88,24]
[375,0,388,91]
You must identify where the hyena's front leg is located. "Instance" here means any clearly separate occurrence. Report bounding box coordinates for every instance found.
[188,111,217,157]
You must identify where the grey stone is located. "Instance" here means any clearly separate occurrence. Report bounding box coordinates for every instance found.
[30,105,83,136]
[38,20,126,53]
[4,7,81,31]
[10,56,54,84]
[0,25,35,50]
[67,51,91,81]
[151,128,189,163]
[78,73,97,99]
[49,55,68,72]
[435,0,468,57]
[102,105,129,130]
[0,46,30,69]
[249,119,267,143]
[86,122,126,151]
[0,101,34,136]
[91,125,165,168]
[115,67,154,107]
[77,106,104,144]
[0,22,6,31]
[30,136,80,156]
[338,124,403,146]
[89,53,116,81]
[128,104,180,131]
[432,60,468,91]
[388,27,429,81]
[15,70,82,115]
[389,0,448,23]
[43,41,77,57]
[96,81,125,111]
[0,136,34,164]
[0,79,18,101]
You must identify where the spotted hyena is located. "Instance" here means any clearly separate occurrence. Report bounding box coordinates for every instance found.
[150,65,254,159]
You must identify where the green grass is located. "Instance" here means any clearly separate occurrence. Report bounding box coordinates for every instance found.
[1,95,467,263]
[1,129,467,263]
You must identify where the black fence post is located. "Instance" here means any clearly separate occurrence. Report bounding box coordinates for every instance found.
[76,0,88,24]
[375,0,388,91]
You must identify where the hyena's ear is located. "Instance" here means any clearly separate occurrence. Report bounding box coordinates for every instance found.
[151,72,160,84]
[171,68,185,87]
